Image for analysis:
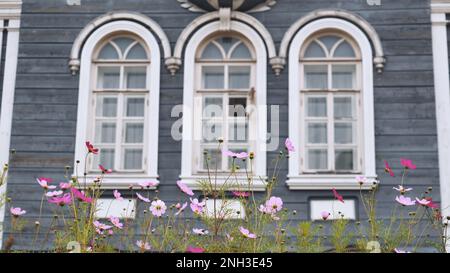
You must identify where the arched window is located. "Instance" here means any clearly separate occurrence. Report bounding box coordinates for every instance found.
[194,36,255,172]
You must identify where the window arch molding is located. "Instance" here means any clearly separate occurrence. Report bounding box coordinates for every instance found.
[287,18,376,190]
[179,20,268,191]
[73,20,161,189]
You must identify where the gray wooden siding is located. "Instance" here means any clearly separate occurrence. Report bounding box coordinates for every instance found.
[2,0,441,249]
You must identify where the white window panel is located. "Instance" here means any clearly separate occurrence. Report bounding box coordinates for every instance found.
[204,199,245,219]
[310,199,356,220]
[95,198,136,219]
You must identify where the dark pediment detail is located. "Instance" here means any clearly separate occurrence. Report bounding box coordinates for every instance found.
[177,0,276,13]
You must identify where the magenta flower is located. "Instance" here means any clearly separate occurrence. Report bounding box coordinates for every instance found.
[113,190,123,201]
[190,198,206,214]
[425,198,439,209]
[232,191,250,198]
[395,195,416,206]
[239,226,257,239]
[400,158,416,170]
[393,185,413,194]
[85,141,99,154]
[71,187,93,203]
[416,198,431,206]
[332,188,345,203]
[384,160,395,177]
[10,207,26,217]
[175,202,188,216]
[46,190,63,197]
[136,193,151,203]
[138,181,157,188]
[59,182,71,190]
[285,138,295,152]
[136,240,151,251]
[177,180,194,196]
[37,177,56,190]
[99,165,112,174]
[48,193,72,206]
[186,246,205,253]
[150,199,166,217]
[109,216,123,229]
[265,196,283,214]
[321,211,330,220]
[222,149,248,159]
[193,228,209,235]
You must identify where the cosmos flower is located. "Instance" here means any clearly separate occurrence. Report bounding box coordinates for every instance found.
[384,160,395,177]
[138,181,157,188]
[395,195,416,206]
[136,240,151,251]
[150,199,167,217]
[239,226,257,239]
[99,165,112,174]
[232,191,250,198]
[321,211,330,220]
[113,190,123,201]
[71,187,93,203]
[85,141,99,154]
[109,216,123,229]
[37,177,56,190]
[175,202,188,216]
[10,207,26,217]
[193,228,209,235]
[48,193,72,206]
[400,158,416,170]
[177,180,194,196]
[59,182,72,190]
[222,150,248,159]
[393,185,413,194]
[264,196,283,214]
[416,198,431,206]
[93,221,112,233]
[190,198,206,214]
[332,188,345,203]
[186,246,205,253]
[425,198,439,209]
[285,138,295,152]
[136,193,151,203]
[356,176,367,185]
[45,190,63,197]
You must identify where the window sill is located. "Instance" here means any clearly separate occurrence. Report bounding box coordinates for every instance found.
[179,175,267,192]
[287,174,377,190]
[73,174,159,190]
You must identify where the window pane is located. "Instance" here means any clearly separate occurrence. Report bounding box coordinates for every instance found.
[97,67,120,89]
[230,42,252,59]
[126,43,148,59]
[229,122,248,143]
[306,97,327,117]
[332,65,356,89]
[228,97,247,117]
[228,148,247,170]
[304,41,326,58]
[229,66,251,89]
[125,123,144,143]
[98,148,115,169]
[202,148,222,170]
[112,37,134,56]
[124,149,143,170]
[126,98,145,117]
[216,37,238,55]
[307,149,327,170]
[334,97,354,119]
[96,122,116,143]
[304,65,327,89]
[335,123,353,144]
[334,41,356,58]
[96,97,117,117]
[125,67,146,89]
[202,121,222,143]
[203,97,223,118]
[318,36,340,52]
[335,149,354,171]
[202,66,224,89]
[201,42,223,59]
[98,43,119,59]
[307,123,327,144]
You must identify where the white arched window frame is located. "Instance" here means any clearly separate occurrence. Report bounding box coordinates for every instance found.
[73,20,161,189]
[179,21,268,191]
[287,18,376,190]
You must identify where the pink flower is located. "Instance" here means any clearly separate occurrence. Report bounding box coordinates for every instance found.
[393,185,413,194]
[384,161,395,177]
[416,198,431,206]
[48,193,72,206]
[136,193,151,203]
[37,177,56,190]
[186,246,205,253]
[99,165,112,174]
[239,226,257,239]
[93,220,112,232]
[232,191,250,198]
[109,216,123,229]
[400,158,416,170]
[136,240,151,251]
[394,248,410,253]
[45,190,63,197]
[108,230,114,236]
[425,198,439,209]
[355,176,367,185]
[395,195,416,206]
[190,198,206,214]
[71,187,93,203]
[265,196,283,214]
[285,138,295,152]
[10,207,26,217]
[332,188,345,203]
[321,211,330,220]
[150,200,166,217]
[138,181,157,188]
[222,149,248,159]
[259,204,270,214]
[59,182,71,190]
[177,180,194,196]
[175,202,188,216]
[193,228,209,235]
[86,141,99,154]
[113,190,123,201]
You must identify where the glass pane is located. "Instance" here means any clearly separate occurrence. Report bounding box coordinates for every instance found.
[126,43,147,59]
[202,66,224,89]
[229,66,250,89]
[332,65,356,89]
[201,42,223,59]
[126,98,145,117]
[335,123,353,144]
[230,42,252,59]
[229,97,247,117]
[307,97,327,117]
[98,43,119,59]
[99,148,115,169]
[96,122,116,143]
[125,123,144,143]
[97,67,120,89]
[307,149,327,170]
[112,37,134,56]
[228,148,248,170]
[307,123,327,144]
[216,37,238,55]
[334,41,356,58]
[229,122,248,143]
[202,121,222,143]
[202,148,222,170]
[334,97,354,119]
[335,149,354,171]
[304,65,327,89]
[125,67,147,89]
[304,41,326,58]
[318,36,340,52]
[96,97,117,117]
[203,97,223,118]
[124,149,143,170]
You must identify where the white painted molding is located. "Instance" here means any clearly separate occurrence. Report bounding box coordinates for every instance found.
[431,12,450,252]
[0,1,22,19]
[287,18,377,190]
[69,11,171,75]
[179,20,268,191]
[180,175,267,192]
[73,20,161,188]
[279,9,386,74]
[171,11,278,74]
